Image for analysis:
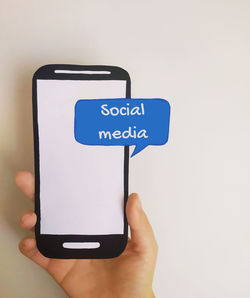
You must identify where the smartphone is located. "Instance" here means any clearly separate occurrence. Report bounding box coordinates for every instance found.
[32,64,130,259]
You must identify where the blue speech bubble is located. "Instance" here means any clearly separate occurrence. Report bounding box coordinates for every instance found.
[74,98,170,157]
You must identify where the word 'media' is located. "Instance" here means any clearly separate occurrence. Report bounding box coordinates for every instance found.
[99,126,148,140]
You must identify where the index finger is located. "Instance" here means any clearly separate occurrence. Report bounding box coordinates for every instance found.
[15,171,35,201]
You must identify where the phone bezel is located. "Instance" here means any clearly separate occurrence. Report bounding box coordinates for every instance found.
[32,64,130,259]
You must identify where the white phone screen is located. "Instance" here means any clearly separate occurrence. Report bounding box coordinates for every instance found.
[37,79,126,235]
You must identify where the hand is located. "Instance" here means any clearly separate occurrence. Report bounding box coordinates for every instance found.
[16,171,158,298]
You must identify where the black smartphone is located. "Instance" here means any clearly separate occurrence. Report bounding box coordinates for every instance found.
[32,64,130,259]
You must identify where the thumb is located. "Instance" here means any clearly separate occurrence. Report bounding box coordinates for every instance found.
[126,193,158,255]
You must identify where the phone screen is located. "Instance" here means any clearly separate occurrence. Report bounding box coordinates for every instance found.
[37,79,126,235]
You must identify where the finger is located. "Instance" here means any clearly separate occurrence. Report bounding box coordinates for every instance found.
[20,211,37,231]
[126,193,158,255]
[19,238,49,269]
[15,171,35,201]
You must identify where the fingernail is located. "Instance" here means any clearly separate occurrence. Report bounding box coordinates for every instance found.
[136,197,142,211]
[20,215,27,225]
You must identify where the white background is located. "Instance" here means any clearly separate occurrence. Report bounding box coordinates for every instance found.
[0,1,250,297]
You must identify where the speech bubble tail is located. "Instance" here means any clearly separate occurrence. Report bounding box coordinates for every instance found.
[130,144,148,158]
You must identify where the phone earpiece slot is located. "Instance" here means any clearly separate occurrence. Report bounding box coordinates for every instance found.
[54,70,111,75]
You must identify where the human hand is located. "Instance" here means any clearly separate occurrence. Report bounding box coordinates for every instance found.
[16,171,158,298]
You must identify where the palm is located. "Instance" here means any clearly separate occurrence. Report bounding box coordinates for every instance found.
[45,240,146,297]
[16,172,157,298]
